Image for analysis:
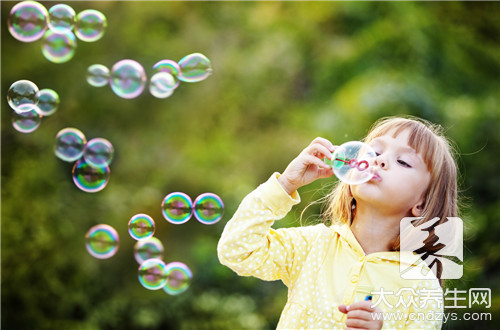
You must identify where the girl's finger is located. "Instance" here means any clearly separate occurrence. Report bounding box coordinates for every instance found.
[310,137,336,152]
[346,301,376,313]
[303,154,330,170]
[306,143,334,159]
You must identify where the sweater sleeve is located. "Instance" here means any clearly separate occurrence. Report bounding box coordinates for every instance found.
[217,173,319,287]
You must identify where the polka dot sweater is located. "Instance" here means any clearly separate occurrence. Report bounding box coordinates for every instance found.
[218,173,443,329]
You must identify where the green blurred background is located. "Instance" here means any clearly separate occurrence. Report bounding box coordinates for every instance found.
[1,1,499,329]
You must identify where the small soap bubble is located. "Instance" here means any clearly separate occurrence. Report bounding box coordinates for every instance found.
[41,29,77,63]
[72,159,110,193]
[110,59,147,99]
[12,109,41,133]
[153,59,180,89]
[7,80,39,113]
[128,214,155,240]
[134,237,164,264]
[163,262,193,295]
[87,64,110,87]
[54,127,87,162]
[149,72,176,99]
[328,141,377,185]
[138,259,167,290]
[48,3,75,31]
[161,192,193,225]
[74,9,107,42]
[83,137,114,168]
[85,224,119,259]
[34,88,59,116]
[178,53,212,83]
[8,1,48,42]
[193,193,224,225]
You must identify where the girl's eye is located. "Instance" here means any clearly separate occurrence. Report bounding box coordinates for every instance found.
[398,160,412,168]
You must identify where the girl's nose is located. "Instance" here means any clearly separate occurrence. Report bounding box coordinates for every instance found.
[375,156,387,169]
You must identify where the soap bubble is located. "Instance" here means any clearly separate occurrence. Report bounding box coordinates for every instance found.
[128,214,155,240]
[149,72,176,99]
[163,262,193,295]
[87,64,110,87]
[34,88,59,116]
[134,237,164,264]
[178,53,212,83]
[54,127,87,162]
[138,259,167,290]
[85,224,119,259]
[161,192,193,225]
[83,137,114,168]
[7,80,39,113]
[153,59,180,89]
[110,59,147,99]
[41,28,77,63]
[74,9,107,42]
[8,1,48,42]
[48,3,75,31]
[72,159,110,193]
[327,141,377,185]
[12,109,41,133]
[193,193,224,225]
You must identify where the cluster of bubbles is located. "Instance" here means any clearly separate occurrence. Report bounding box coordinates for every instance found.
[323,141,377,185]
[7,79,60,133]
[87,53,212,99]
[8,1,107,63]
[161,192,224,225]
[54,127,114,193]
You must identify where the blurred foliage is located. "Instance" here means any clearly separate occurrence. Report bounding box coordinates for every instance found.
[1,1,499,329]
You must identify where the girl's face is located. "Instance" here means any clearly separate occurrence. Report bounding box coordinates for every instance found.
[351,129,431,217]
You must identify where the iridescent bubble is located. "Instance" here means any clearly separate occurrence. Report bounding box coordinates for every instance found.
[134,237,164,264]
[193,193,224,225]
[149,72,176,99]
[54,127,87,162]
[163,262,193,296]
[138,259,167,290]
[178,53,212,83]
[12,109,41,133]
[326,141,377,185]
[34,88,59,116]
[110,59,147,99]
[85,224,119,259]
[161,192,193,225]
[83,137,114,169]
[75,9,107,42]
[153,59,180,89]
[48,3,75,31]
[8,1,48,42]
[7,80,39,113]
[128,214,155,240]
[72,159,110,193]
[87,64,110,87]
[41,29,77,63]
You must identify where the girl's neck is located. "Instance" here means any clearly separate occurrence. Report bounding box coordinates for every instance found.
[350,203,403,255]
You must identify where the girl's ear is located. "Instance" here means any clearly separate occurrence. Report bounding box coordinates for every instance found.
[411,200,425,217]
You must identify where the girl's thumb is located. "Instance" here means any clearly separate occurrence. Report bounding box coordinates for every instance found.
[338,304,349,314]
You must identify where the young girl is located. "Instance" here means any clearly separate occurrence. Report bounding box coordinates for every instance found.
[218,116,459,329]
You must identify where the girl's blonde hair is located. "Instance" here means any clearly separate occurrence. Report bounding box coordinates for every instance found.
[323,116,459,257]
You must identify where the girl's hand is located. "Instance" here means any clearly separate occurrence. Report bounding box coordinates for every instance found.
[278,137,336,194]
[338,301,383,330]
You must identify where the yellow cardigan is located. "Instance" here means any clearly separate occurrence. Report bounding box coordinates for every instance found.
[218,173,443,329]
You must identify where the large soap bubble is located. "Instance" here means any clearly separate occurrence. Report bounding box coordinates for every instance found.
[85,224,119,259]
[41,29,77,63]
[48,3,75,31]
[7,80,39,113]
[8,1,48,42]
[109,59,147,99]
[74,9,107,42]
[326,141,377,185]
[54,127,86,162]
[178,53,212,83]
